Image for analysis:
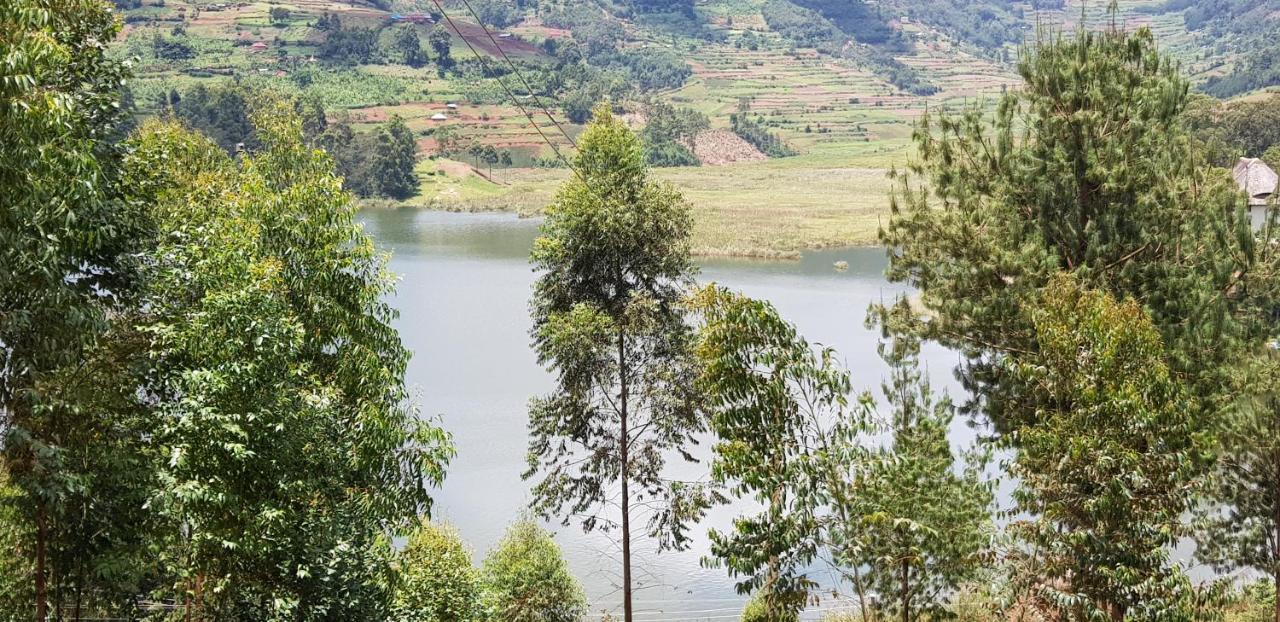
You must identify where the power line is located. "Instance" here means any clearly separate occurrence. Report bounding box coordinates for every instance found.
[425,0,582,182]
[453,0,579,150]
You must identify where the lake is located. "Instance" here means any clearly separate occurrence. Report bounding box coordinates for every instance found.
[361,209,977,622]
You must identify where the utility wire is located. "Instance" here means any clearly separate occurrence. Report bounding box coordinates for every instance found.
[425,0,583,183]
[454,0,579,150]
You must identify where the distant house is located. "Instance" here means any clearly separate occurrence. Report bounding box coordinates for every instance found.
[250,41,268,52]
[431,113,448,121]
[446,103,458,110]
[1234,158,1278,229]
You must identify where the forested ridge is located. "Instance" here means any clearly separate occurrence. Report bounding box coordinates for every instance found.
[7,1,1280,622]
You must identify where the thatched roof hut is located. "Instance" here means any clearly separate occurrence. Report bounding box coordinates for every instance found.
[1234,158,1278,206]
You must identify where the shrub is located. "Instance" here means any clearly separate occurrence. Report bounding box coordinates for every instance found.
[741,592,800,622]
[395,521,480,622]
[479,520,587,622]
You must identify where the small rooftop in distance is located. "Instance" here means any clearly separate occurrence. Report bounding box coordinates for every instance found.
[1234,158,1278,206]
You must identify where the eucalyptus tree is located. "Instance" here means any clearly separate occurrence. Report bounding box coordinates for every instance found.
[693,288,991,622]
[525,104,704,622]
[123,100,453,618]
[877,21,1254,437]
[1,0,143,616]
[691,285,854,620]
[1005,276,1208,622]
[395,521,480,622]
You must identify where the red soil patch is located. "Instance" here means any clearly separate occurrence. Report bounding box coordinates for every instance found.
[442,20,544,58]
[685,130,766,166]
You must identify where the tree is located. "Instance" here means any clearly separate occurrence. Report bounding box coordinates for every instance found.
[877,22,1254,439]
[395,521,480,622]
[691,285,853,620]
[482,145,499,178]
[525,104,704,622]
[1,0,140,617]
[1004,275,1207,621]
[369,115,419,199]
[478,519,587,622]
[1265,145,1280,173]
[838,305,993,622]
[395,25,428,68]
[269,5,290,25]
[1197,350,1280,622]
[298,94,328,142]
[172,83,256,153]
[124,101,453,617]
[693,289,991,622]
[429,26,454,71]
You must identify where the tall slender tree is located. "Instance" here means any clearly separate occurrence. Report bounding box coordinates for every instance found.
[1,0,139,616]
[691,285,854,620]
[1196,350,1280,622]
[694,289,991,622]
[525,105,704,622]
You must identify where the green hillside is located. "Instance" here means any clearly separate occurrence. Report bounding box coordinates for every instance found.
[109,0,1280,255]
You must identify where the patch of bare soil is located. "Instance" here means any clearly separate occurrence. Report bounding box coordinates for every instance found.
[685,130,766,166]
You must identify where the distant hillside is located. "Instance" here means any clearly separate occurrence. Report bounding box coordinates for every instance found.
[109,0,1278,177]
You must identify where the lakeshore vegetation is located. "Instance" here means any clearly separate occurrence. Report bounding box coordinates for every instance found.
[6,1,1280,622]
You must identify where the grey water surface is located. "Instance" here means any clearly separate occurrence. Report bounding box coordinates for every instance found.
[360,209,978,622]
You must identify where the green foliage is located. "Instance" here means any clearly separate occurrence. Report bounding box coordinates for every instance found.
[879,24,1254,436]
[0,469,34,619]
[1195,345,1280,603]
[0,0,140,616]
[525,104,704,620]
[368,115,420,199]
[837,307,993,622]
[730,113,797,158]
[642,101,707,167]
[124,102,453,617]
[741,592,799,622]
[394,25,429,68]
[1185,93,1280,165]
[1002,276,1208,621]
[172,82,256,152]
[694,289,990,622]
[693,285,852,618]
[395,521,480,622]
[478,519,587,622]
[319,19,380,65]
[430,26,454,70]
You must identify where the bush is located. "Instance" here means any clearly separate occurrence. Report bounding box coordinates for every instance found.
[479,520,587,622]
[395,521,480,622]
[741,592,800,622]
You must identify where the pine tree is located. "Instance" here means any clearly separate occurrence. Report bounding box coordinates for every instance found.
[878,22,1254,437]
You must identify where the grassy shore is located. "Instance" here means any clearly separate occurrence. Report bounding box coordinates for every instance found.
[393,147,909,258]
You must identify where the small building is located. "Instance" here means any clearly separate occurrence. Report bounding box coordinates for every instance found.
[446,103,458,110]
[1234,158,1278,229]
[250,41,268,52]
[430,113,448,121]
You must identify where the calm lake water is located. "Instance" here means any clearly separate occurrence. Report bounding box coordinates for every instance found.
[360,209,977,622]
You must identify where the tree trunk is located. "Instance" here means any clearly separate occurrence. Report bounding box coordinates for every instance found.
[900,558,910,622]
[35,503,47,622]
[619,331,633,622]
